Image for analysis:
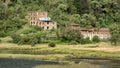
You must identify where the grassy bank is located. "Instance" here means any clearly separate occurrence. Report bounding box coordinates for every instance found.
[0,43,120,61]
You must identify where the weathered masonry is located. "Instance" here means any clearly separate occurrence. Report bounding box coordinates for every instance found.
[29,11,57,30]
[70,23,111,40]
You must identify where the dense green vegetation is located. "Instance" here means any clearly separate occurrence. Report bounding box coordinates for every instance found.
[60,27,83,44]
[0,0,120,45]
[110,24,120,45]
[92,36,100,43]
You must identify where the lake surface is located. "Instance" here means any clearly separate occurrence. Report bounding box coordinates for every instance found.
[0,58,120,68]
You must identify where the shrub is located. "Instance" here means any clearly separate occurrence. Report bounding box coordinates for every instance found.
[0,39,1,43]
[18,35,39,46]
[79,38,86,44]
[29,37,38,46]
[92,36,100,43]
[110,24,120,45]
[48,42,56,47]
[84,37,92,44]
[11,32,53,46]
[18,35,29,45]
[21,28,38,34]
[32,26,42,31]
[11,33,21,43]
[60,27,83,42]
[0,31,7,37]
[69,41,78,45]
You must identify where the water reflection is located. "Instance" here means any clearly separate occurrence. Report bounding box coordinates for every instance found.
[33,59,120,68]
[78,59,120,68]
[0,58,120,68]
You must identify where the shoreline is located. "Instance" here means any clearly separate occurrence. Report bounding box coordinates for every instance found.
[0,42,120,62]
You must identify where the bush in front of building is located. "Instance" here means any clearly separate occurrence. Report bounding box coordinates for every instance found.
[69,41,78,45]
[110,24,120,45]
[11,33,21,43]
[18,34,40,46]
[60,27,83,43]
[11,33,41,46]
[17,35,30,45]
[48,42,56,47]
[84,37,92,44]
[92,36,100,43]
[29,37,39,46]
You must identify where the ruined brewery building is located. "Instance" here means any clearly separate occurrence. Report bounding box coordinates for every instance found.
[70,23,111,40]
[29,11,57,30]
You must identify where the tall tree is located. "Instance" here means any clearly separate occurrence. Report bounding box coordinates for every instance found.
[67,0,77,14]
[110,23,120,45]
[74,0,89,14]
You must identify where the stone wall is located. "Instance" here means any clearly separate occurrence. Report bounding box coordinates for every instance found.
[29,11,57,30]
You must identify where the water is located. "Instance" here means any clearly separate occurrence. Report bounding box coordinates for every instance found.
[0,58,120,68]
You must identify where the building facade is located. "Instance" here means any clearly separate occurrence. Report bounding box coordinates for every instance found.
[80,28,111,40]
[29,11,57,30]
[70,23,111,40]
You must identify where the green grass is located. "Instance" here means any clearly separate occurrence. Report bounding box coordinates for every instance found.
[0,42,120,62]
[0,45,120,61]
[0,54,69,61]
[33,65,92,68]
[0,43,120,68]
[0,36,12,43]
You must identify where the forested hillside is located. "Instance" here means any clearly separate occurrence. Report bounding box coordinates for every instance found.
[0,0,120,45]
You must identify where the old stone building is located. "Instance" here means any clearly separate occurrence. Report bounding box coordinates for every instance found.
[29,11,57,30]
[70,23,111,40]
[80,28,111,40]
